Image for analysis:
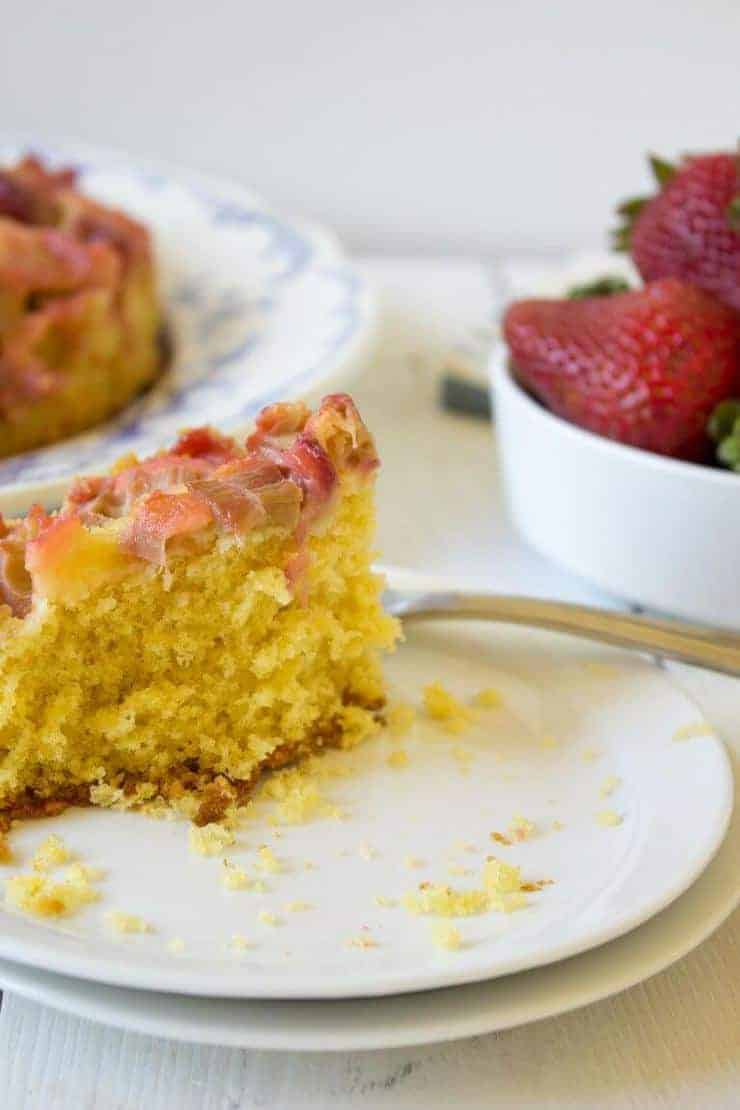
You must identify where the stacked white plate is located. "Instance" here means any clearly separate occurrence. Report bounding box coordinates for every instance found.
[0,582,735,1051]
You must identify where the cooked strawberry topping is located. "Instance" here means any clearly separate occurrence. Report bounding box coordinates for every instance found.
[172,426,238,465]
[0,395,378,615]
[247,400,311,447]
[121,491,213,564]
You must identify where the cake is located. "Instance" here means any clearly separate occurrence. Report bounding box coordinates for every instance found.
[0,393,398,826]
[0,155,162,457]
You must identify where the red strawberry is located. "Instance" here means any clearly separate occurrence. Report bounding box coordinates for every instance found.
[615,151,740,311]
[503,279,740,460]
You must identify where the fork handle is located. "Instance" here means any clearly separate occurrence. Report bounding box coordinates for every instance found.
[391,590,740,678]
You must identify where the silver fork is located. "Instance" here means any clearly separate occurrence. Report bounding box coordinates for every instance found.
[383,584,740,678]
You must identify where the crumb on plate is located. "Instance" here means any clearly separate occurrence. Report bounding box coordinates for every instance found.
[257,846,282,873]
[189,823,235,857]
[5,871,99,918]
[285,900,312,913]
[473,687,503,709]
[596,809,623,827]
[599,775,621,798]
[423,681,473,734]
[221,859,250,890]
[105,910,153,934]
[386,702,416,737]
[510,815,536,841]
[483,856,522,894]
[346,933,378,949]
[386,749,409,769]
[402,883,489,917]
[431,922,462,950]
[32,834,73,872]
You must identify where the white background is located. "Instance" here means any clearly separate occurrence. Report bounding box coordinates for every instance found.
[2,1,738,254]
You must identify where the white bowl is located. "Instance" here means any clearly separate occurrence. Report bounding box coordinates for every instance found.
[490,351,740,628]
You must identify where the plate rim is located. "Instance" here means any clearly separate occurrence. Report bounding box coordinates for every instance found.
[0,781,736,1051]
[0,570,733,1000]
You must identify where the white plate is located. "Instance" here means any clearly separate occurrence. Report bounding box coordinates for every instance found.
[0,725,736,1052]
[0,137,377,515]
[0,606,731,1000]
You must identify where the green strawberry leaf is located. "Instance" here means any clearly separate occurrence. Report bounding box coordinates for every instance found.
[727,195,740,231]
[648,154,676,187]
[567,276,631,300]
[708,400,740,472]
[616,196,648,218]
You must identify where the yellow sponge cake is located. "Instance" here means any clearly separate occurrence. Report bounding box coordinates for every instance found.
[0,393,398,825]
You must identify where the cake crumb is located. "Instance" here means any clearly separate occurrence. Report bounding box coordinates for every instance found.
[303,860,317,871]
[167,937,186,955]
[552,819,565,831]
[231,933,252,951]
[403,883,489,917]
[387,749,409,769]
[285,900,312,913]
[490,831,513,846]
[105,911,153,934]
[346,933,378,949]
[32,835,73,872]
[64,862,105,883]
[0,833,11,864]
[221,859,250,890]
[258,910,280,926]
[374,895,397,908]
[189,823,235,857]
[262,765,340,824]
[257,846,282,873]
[404,855,423,869]
[673,721,715,742]
[358,841,377,861]
[387,703,416,737]
[599,775,621,798]
[423,682,473,734]
[510,815,536,841]
[596,809,623,827]
[483,857,523,895]
[473,687,502,709]
[431,922,462,950]
[5,872,99,919]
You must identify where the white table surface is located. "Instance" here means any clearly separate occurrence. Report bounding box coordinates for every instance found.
[0,257,737,1109]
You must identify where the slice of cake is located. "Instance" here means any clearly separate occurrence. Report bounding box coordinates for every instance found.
[0,393,398,825]
[0,155,162,457]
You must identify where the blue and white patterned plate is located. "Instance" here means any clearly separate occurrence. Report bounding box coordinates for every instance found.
[0,138,378,515]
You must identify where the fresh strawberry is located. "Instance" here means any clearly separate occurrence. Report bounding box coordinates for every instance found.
[615,150,740,311]
[503,279,740,460]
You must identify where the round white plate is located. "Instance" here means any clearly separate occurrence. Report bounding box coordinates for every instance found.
[0,747,736,1052]
[0,612,731,1000]
[0,137,377,516]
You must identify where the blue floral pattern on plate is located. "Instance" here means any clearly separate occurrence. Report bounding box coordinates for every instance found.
[0,139,376,509]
